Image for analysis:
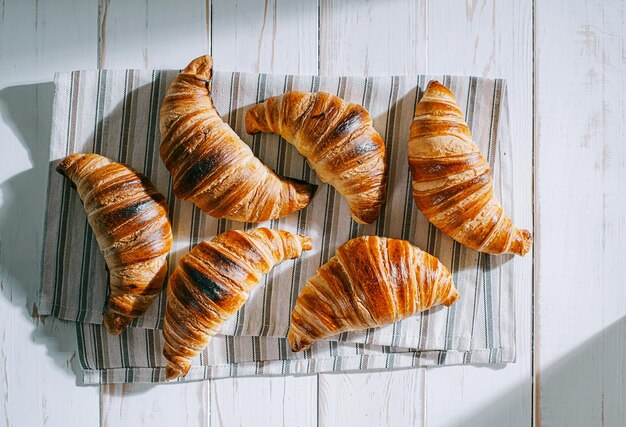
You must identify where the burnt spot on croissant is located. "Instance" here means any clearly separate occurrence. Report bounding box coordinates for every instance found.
[115,199,152,219]
[170,274,207,315]
[56,153,172,335]
[244,90,387,224]
[163,228,312,380]
[330,109,364,139]
[181,264,232,304]
[174,150,227,197]
[159,55,315,222]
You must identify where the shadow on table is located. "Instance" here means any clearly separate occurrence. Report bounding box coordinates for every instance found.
[444,316,625,427]
[0,82,90,385]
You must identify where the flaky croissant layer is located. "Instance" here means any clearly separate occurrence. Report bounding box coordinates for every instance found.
[57,153,173,335]
[409,80,532,256]
[163,228,312,380]
[246,90,388,224]
[288,236,458,352]
[159,55,317,223]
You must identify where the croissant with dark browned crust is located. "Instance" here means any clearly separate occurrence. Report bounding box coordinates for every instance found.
[163,228,312,380]
[288,236,458,352]
[159,55,317,223]
[245,91,387,224]
[56,153,172,335]
[409,80,532,255]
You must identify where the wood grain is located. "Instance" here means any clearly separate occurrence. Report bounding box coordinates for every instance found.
[423,1,534,426]
[96,1,211,426]
[318,370,425,427]
[535,0,626,425]
[210,376,318,427]
[317,2,428,425]
[0,0,100,425]
[97,0,210,69]
[211,0,318,74]
[101,383,209,426]
[319,0,428,75]
[208,1,320,426]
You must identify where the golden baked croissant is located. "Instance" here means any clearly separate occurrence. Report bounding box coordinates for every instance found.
[56,153,173,335]
[409,80,532,255]
[245,91,388,224]
[288,236,458,352]
[159,55,316,222]
[163,228,312,380]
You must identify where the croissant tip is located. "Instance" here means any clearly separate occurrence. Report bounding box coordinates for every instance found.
[426,79,443,89]
[183,55,213,82]
[103,311,134,336]
[350,207,381,224]
[299,235,313,251]
[512,229,533,256]
[289,178,318,207]
[287,330,311,352]
[56,153,85,175]
[424,80,455,100]
[165,365,182,381]
[444,286,460,307]
[244,106,264,135]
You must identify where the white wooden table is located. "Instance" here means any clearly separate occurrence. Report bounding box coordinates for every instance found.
[0,1,624,425]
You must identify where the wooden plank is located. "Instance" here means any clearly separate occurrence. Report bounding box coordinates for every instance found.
[96,1,211,426]
[0,0,101,425]
[211,0,318,74]
[423,1,534,426]
[98,0,210,69]
[208,1,319,425]
[535,0,626,425]
[317,2,428,426]
[319,370,425,427]
[210,376,318,427]
[319,0,428,75]
[101,383,210,425]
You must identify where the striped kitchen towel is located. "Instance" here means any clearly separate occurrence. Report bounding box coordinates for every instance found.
[39,67,520,383]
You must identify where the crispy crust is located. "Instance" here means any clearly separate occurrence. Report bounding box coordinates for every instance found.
[287,236,458,352]
[409,80,532,256]
[56,153,173,335]
[159,55,317,223]
[245,90,388,224]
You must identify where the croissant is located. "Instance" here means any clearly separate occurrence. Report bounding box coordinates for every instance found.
[56,153,172,335]
[159,55,317,222]
[288,236,458,352]
[163,228,312,380]
[245,91,388,224]
[409,80,532,255]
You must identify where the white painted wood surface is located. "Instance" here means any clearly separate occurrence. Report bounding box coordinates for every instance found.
[318,370,425,427]
[210,375,318,427]
[535,0,626,425]
[0,1,100,426]
[0,0,624,426]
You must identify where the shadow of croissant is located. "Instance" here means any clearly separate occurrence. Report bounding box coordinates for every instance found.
[442,316,626,427]
[0,76,323,387]
[0,80,171,387]
[0,82,90,383]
